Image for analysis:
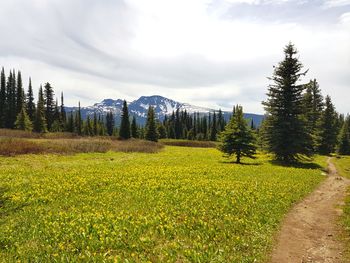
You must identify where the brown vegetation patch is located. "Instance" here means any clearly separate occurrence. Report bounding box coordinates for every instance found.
[0,138,163,156]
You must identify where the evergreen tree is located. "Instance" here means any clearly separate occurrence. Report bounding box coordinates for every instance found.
[16,71,24,116]
[83,116,93,136]
[67,112,74,133]
[317,95,338,154]
[34,86,48,133]
[60,92,66,129]
[15,106,33,131]
[145,106,158,142]
[302,79,324,151]
[106,111,114,136]
[210,111,217,141]
[175,109,182,139]
[131,116,138,138]
[51,101,61,132]
[98,115,106,136]
[26,78,35,122]
[218,105,257,163]
[119,100,131,139]
[337,115,350,155]
[5,71,17,128]
[74,102,82,135]
[262,43,312,162]
[157,122,167,139]
[44,82,55,131]
[0,67,6,127]
[217,109,225,132]
[93,112,98,136]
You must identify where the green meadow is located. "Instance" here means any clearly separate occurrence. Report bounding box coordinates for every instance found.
[0,146,326,262]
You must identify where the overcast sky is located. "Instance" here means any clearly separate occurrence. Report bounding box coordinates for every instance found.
[0,0,349,114]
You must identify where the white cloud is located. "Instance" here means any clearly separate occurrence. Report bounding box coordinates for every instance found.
[323,0,350,8]
[0,0,349,114]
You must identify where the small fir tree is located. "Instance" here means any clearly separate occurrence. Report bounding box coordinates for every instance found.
[15,105,33,131]
[218,105,257,163]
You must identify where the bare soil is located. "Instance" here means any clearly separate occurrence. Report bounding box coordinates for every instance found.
[270,158,350,263]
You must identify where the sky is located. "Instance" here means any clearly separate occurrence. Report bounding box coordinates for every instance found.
[0,0,349,114]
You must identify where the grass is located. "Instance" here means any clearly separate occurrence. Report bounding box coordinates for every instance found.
[0,138,163,156]
[332,155,350,261]
[0,146,327,262]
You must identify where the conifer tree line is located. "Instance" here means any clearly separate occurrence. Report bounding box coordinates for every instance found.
[0,67,229,142]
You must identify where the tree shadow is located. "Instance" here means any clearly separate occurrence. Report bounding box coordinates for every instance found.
[0,187,28,218]
[269,159,323,170]
[219,160,262,166]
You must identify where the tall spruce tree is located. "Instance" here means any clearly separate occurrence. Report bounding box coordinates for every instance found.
[337,115,350,155]
[75,102,82,135]
[106,111,114,136]
[145,106,158,142]
[317,95,338,154]
[262,43,312,162]
[5,71,17,128]
[218,105,257,163]
[210,111,217,141]
[67,112,74,133]
[34,86,48,133]
[0,67,6,127]
[119,100,131,139]
[60,92,66,129]
[131,116,138,138]
[217,109,225,132]
[302,79,324,151]
[93,112,98,136]
[44,82,55,131]
[26,78,35,122]
[16,71,24,116]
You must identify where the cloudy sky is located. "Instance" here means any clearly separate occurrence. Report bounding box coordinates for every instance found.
[0,0,349,114]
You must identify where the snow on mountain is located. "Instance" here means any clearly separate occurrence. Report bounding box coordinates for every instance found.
[65,95,264,126]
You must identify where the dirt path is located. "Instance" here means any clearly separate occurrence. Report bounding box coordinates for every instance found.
[270,157,350,263]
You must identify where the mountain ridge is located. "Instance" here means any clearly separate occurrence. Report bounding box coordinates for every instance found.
[65,95,264,126]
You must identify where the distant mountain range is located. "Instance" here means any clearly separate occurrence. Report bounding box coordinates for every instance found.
[65,95,264,126]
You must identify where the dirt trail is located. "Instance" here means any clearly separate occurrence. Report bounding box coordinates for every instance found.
[271,158,350,263]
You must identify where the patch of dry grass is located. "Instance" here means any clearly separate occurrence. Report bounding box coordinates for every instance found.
[0,138,163,156]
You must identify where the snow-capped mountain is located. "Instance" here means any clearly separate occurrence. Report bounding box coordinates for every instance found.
[65,95,264,126]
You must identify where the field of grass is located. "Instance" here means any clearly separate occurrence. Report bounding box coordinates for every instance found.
[0,146,326,262]
[332,156,350,260]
